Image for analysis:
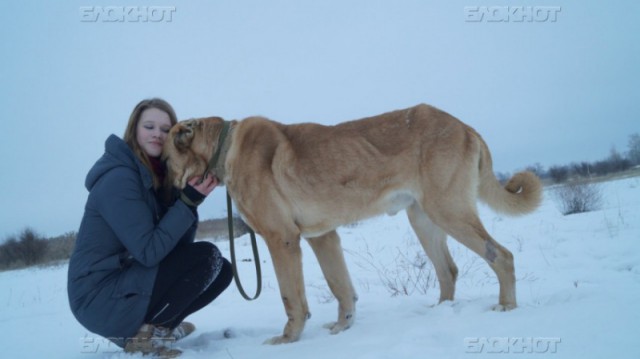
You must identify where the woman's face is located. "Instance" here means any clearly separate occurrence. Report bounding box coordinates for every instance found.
[136,108,172,158]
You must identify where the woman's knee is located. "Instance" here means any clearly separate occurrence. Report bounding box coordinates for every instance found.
[218,258,233,287]
[189,242,222,266]
[191,242,230,286]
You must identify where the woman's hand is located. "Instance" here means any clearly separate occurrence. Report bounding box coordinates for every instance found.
[181,172,218,207]
[188,173,218,197]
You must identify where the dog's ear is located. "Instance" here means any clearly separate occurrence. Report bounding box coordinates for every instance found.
[173,121,195,151]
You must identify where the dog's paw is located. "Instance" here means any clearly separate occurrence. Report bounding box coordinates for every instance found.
[322,316,354,335]
[491,303,516,312]
[263,335,296,345]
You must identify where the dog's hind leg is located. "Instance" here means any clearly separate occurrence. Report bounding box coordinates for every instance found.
[406,202,458,303]
[263,233,311,344]
[424,204,517,311]
[307,230,357,334]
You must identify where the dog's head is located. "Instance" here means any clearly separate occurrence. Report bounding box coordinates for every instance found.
[163,116,226,189]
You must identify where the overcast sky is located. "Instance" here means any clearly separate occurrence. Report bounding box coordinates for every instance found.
[1,0,638,238]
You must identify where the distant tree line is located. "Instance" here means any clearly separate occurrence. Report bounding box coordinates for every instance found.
[498,133,640,184]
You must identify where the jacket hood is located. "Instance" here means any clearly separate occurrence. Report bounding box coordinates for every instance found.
[85,134,154,191]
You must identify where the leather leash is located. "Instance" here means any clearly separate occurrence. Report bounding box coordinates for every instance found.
[202,119,262,300]
[226,191,262,300]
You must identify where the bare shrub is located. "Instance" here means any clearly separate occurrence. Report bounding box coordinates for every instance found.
[571,162,593,178]
[0,228,48,270]
[381,250,436,296]
[349,237,437,296]
[0,238,21,269]
[628,133,640,165]
[553,181,603,215]
[548,165,570,184]
[44,231,77,264]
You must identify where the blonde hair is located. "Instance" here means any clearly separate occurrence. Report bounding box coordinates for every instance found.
[123,98,177,189]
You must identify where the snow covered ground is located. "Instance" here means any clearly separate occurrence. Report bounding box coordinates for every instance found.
[1,177,639,359]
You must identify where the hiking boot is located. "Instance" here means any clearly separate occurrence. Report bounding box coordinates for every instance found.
[170,322,196,342]
[124,324,182,358]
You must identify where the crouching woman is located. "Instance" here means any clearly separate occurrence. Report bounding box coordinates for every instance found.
[67,98,232,357]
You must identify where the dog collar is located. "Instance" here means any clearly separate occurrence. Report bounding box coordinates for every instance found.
[202,120,231,182]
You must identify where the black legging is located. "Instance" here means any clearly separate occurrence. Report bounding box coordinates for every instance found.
[145,241,232,329]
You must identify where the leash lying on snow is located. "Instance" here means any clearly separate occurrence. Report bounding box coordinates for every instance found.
[226,191,262,301]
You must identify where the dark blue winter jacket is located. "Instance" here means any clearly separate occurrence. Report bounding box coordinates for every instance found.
[67,135,197,347]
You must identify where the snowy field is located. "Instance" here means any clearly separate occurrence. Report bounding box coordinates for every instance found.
[1,177,639,359]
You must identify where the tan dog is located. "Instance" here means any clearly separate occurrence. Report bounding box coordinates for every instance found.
[163,104,542,344]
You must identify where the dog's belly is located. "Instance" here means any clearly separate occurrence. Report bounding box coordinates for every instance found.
[383,190,417,215]
[299,189,417,238]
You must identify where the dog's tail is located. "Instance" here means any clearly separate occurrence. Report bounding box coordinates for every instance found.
[476,136,542,216]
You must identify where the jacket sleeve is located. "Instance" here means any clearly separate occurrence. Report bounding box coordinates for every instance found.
[92,167,197,267]
[171,187,198,246]
[178,210,198,246]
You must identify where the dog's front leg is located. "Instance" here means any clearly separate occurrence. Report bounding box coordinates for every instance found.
[263,235,310,344]
[307,231,357,334]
